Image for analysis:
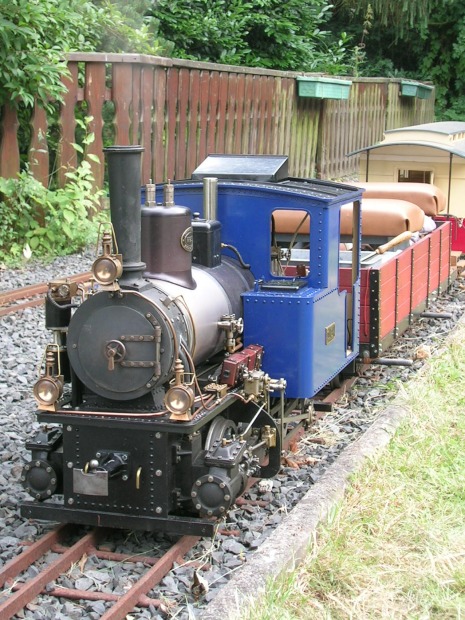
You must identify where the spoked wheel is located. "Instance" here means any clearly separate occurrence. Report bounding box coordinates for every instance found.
[204,416,237,450]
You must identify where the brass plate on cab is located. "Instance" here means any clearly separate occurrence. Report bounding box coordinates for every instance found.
[325,322,336,345]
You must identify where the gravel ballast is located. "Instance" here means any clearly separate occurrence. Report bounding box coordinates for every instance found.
[1,251,464,619]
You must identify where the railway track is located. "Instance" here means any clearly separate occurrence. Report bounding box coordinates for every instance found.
[0,524,200,619]
[0,498,282,619]
[2,272,463,618]
[0,272,91,317]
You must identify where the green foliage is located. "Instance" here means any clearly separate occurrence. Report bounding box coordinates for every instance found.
[416,0,465,120]
[335,0,431,36]
[350,4,373,77]
[92,0,171,55]
[329,3,421,78]
[329,0,465,118]
[0,0,167,112]
[0,0,100,110]
[150,0,352,74]
[0,160,107,267]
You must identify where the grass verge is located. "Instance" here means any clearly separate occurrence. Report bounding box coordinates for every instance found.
[245,318,465,620]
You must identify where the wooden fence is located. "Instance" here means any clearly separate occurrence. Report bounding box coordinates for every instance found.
[0,53,435,189]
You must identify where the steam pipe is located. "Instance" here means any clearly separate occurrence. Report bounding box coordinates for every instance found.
[104,146,146,281]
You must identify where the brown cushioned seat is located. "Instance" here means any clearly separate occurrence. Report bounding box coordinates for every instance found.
[273,198,425,239]
[348,182,445,216]
[272,210,311,235]
[340,198,424,236]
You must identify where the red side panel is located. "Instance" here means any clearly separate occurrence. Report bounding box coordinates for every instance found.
[439,222,452,285]
[359,268,373,342]
[339,221,451,353]
[435,215,465,253]
[427,235,440,294]
[386,248,412,337]
[377,259,396,339]
[411,241,429,310]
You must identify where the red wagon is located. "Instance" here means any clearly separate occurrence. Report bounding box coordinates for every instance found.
[339,220,452,359]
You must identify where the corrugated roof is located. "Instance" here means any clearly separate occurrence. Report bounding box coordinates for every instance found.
[385,121,465,136]
[348,122,465,159]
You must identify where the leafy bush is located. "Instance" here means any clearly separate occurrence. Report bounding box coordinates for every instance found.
[93,0,171,55]
[0,0,98,110]
[151,0,351,74]
[0,160,107,267]
[0,0,166,113]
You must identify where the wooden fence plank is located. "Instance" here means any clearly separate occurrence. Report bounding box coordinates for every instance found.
[0,104,20,180]
[131,64,142,145]
[57,62,79,187]
[140,65,154,185]
[1,54,436,196]
[84,62,107,188]
[234,76,246,153]
[198,71,210,164]
[176,68,190,179]
[186,70,200,178]
[242,75,254,152]
[224,73,237,153]
[283,79,296,168]
[153,66,167,183]
[263,77,274,154]
[112,63,133,146]
[207,71,219,155]
[166,67,179,181]
[28,103,49,186]
[216,72,229,154]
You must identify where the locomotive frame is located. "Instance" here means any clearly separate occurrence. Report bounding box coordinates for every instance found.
[21,149,364,536]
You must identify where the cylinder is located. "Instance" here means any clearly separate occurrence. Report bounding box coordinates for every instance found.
[203,177,218,220]
[104,146,145,278]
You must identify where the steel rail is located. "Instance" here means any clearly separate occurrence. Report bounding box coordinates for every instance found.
[0,526,105,619]
[0,272,91,317]
[100,535,200,620]
[0,524,75,589]
[0,525,199,620]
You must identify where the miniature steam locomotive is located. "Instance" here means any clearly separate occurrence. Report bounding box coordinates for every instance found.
[21,147,364,536]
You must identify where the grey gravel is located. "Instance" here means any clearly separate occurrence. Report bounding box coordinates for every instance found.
[1,250,464,619]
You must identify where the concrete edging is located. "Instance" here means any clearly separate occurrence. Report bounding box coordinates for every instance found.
[199,311,465,619]
[199,401,409,619]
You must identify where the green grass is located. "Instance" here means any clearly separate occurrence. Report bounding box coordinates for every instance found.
[245,320,465,620]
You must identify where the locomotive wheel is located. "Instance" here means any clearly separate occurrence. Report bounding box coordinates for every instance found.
[204,416,237,451]
[329,372,343,389]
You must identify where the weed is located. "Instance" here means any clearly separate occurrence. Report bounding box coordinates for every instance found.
[0,117,108,267]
